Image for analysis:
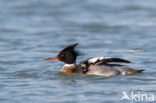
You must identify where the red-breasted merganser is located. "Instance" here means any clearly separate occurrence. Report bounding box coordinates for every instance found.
[44,43,144,76]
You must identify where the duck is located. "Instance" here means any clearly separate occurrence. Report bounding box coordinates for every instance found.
[44,43,144,77]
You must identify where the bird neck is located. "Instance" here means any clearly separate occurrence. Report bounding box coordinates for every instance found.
[61,64,76,73]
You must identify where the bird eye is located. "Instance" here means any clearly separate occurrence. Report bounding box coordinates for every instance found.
[60,54,64,57]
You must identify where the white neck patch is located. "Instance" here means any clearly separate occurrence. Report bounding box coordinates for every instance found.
[64,64,75,67]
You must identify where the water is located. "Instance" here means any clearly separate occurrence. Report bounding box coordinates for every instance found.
[0,0,156,103]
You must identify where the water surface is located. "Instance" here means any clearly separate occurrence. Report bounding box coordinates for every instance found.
[0,0,156,103]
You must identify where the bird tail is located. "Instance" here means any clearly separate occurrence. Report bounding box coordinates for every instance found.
[137,69,145,73]
[128,69,145,75]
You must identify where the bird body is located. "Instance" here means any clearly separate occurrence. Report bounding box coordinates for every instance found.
[44,43,144,77]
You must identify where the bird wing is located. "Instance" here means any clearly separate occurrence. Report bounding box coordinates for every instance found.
[76,57,131,74]
[87,57,131,65]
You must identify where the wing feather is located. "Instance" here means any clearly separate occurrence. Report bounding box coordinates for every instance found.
[88,57,131,65]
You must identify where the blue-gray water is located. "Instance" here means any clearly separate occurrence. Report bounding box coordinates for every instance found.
[0,0,156,103]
